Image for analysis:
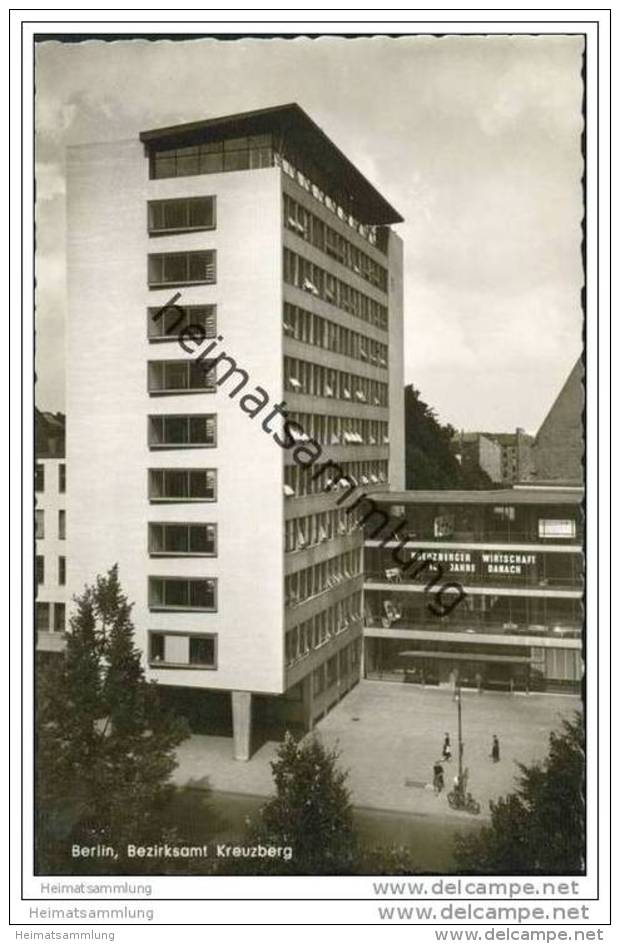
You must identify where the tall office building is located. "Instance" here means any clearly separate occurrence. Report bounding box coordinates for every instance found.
[66,104,404,759]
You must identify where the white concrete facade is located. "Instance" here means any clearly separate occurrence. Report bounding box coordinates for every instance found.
[65,108,405,755]
[35,457,66,653]
[67,142,285,699]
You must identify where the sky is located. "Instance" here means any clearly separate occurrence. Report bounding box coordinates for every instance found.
[35,33,584,434]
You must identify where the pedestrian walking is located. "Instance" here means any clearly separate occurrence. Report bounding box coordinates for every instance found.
[442,732,452,761]
[491,734,500,763]
[433,761,445,794]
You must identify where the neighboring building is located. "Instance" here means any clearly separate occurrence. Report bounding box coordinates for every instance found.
[35,412,66,654]
[532,358,584,485]
[454,428,534,484]
[486,429,535,484]
[66,104,404,759]
[363,487,583,694]
[452,431,502,483]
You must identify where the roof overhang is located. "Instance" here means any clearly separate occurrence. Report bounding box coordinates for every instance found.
[140,103,403,226]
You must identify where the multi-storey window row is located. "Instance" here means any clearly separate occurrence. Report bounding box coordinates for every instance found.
[375,504,582,545]
[285,507,360,553]
[148,250,216,289]
[150,134,274,179]
[148,359,217,394]
[283,303,388,368]
[147,196,216,235]
[148,133,382,250]
[148,414,216,448]
[283,194,387,292]
[148,304,217,341]
[285,549,362,608]
[149,631,217,669]
[284,459,389,497]
[287,412,389,448]
[285,593,362,668]
[278,153,384,249]
[283,249,388,331]
[311,639,362,695]
[148,576,217,611]
[148,522,217,557]
[284,356,388,406]
[149,468,217,502]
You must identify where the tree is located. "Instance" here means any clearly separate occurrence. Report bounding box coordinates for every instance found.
[454,713,585,874]
[228,733,356,875]
[404,385,494,490]
[36,565,189,873]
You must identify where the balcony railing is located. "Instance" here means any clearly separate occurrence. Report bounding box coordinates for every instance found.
[364,571,583,591]
[365,529,583,546]
[363,618,582,640]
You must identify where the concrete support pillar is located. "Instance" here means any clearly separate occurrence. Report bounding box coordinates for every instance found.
[232,690,252,761]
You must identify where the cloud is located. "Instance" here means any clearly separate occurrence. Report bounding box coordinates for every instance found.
[33,35,584,426]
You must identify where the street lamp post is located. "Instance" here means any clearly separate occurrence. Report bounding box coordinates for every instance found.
[456,680,464,785]
[448,678,481,815]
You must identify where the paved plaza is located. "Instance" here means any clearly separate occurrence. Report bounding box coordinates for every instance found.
[173,680,581,819]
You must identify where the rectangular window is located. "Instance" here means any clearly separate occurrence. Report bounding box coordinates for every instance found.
[148,359,216,394]
[151,135,272,179]
[538,519,577,539]
[326,656,338,688]
[148,414,216,449]
[36,556,44,585]
[58,556,66,586]
[35,463,45,492]
[59,463,66,493]
[493,505,516,522]
[148,576,217,611]
[148,304,216,341]
[434,515,455,538]
[148,631,217,668]
[35,509,45,539]
[150,632,166,662]
[53,602,65,633]
[148,250,216,288]
[36,602,50,633]
[149,522,217,556]
[58,510,66,540]
[148,196,216,235]
[189,635,216,667]
[149,468,217,502]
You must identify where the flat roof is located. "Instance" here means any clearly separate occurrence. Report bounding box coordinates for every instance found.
[369,488,583,506]
[140,103,403,225]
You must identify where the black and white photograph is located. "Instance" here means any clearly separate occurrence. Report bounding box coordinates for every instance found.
[11,9,612,935]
